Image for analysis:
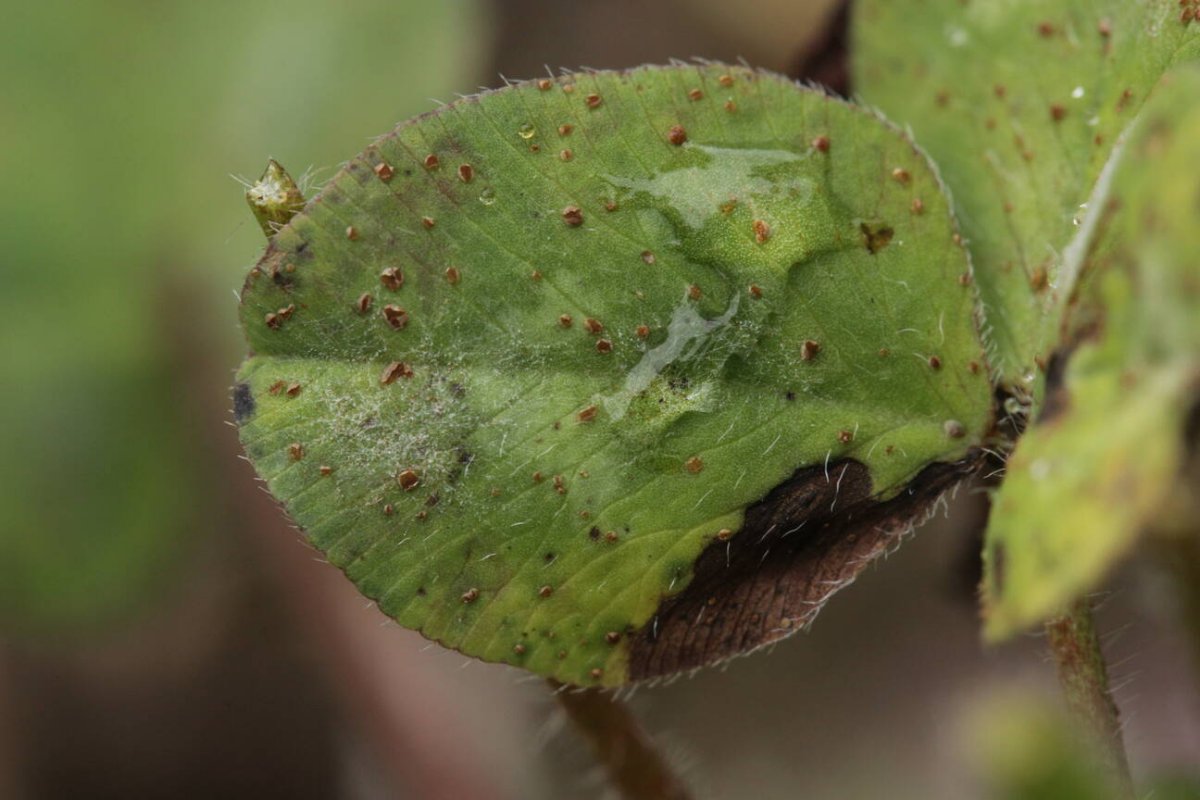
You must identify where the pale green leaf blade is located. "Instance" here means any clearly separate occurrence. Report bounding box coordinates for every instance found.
[234,64,992,685]
[852,0,1200,396]
[969,691,1126,800]
[981,67,1200,640]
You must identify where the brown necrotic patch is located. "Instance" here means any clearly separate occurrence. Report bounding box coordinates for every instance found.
[860,222,894,254]
[627,454,981,681]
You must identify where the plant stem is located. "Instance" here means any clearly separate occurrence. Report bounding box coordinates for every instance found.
[551,682,693,800]
[1044,598,1135,798]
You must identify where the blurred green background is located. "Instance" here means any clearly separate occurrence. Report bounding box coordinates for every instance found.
[0,0,488,631]
[1,1,1197,798]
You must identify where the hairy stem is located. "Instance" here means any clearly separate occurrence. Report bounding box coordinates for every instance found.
[551,682,692,800]
[1044,598,1134,798]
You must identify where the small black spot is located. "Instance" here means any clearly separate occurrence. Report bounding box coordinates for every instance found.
[403,168,413,177]
[295,240,309,254]
[785,391,796,401]
[232,383,255,424]
[416,587,427,596]
[589,526,601,540]
[450,382,466,398]
[457,448,475,465]
[544,552,556,563]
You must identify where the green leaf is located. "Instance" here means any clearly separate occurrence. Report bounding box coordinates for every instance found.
[981,67,1200,640]
[968,691,1125,800]
[852,0,1200,396]
[234,64,992,685]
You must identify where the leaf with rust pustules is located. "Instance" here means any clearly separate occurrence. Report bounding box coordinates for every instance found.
[853,0,1200,401]
[981,67,1200,640]
[233,64,991,686]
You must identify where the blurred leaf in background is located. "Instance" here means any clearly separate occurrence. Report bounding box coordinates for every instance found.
[0,0,487,634]
[967,691,1120,800]
[968,689,1200,800]
[1146,776,1200,800]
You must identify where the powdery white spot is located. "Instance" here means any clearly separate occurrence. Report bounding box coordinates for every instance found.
[602,291,739,420]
